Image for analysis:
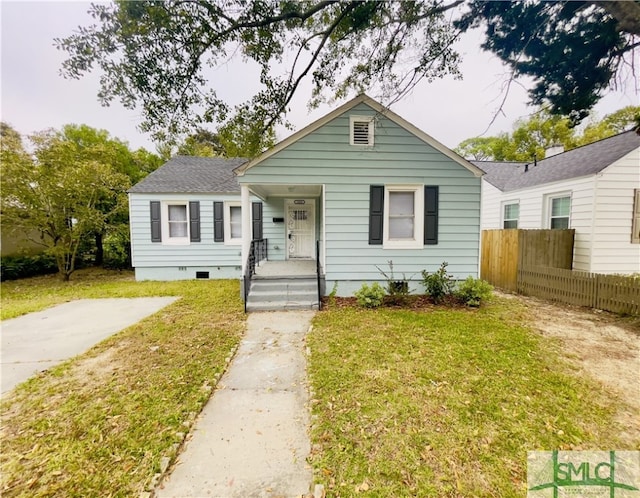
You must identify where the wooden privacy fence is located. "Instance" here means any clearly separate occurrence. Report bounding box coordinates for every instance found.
[518,266,640,315]
[481,229,575,292]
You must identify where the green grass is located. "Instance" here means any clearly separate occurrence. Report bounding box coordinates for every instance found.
[1,269,246,497]
[307,300,638,497]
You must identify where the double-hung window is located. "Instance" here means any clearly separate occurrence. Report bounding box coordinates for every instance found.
[383,185,424,249]
[224,202,242,245]
[162,202,190,244]
[168,205,188,238]
[549,195,571,229]
[502,202,519,229]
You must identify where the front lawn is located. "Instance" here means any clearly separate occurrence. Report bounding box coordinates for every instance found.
[307,300,637,497]
[1,270,245,497]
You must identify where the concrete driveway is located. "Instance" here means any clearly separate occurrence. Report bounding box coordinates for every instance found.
[0,297,178,394]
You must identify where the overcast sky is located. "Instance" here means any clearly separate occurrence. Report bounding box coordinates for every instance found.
[2,1,638,154]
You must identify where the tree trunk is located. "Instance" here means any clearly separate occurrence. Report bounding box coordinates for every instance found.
[95,232,104,267]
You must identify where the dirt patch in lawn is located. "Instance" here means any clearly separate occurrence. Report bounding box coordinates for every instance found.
[500,292,640,443]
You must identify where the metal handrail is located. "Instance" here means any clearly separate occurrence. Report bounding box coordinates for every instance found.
[316,240,322,310]
[243,238,267,312]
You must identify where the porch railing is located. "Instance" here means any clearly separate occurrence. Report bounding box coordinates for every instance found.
[243,238,268,312]
[316,240,322,310]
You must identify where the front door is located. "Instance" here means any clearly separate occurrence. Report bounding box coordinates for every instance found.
[286,199,315,259]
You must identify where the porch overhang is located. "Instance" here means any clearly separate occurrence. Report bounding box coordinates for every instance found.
[245,183,322,201]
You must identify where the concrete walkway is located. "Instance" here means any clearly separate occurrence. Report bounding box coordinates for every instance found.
[156,311,316,498]
[0,297,179,394]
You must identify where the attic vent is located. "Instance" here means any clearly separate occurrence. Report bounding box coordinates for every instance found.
[350,116,374,146]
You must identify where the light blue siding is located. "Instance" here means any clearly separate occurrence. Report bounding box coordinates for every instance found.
[240,103,481,294]
[129,192,252,279]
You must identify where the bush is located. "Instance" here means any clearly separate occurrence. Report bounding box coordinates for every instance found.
[376,260,412,305]
[354,282,386,308]
[1,253,58,281]
[421,262,455,303]
[456,276,494,307]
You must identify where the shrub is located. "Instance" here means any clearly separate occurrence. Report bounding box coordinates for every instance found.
[421,262,455,303]
[0,253,58,281]
[376,260,412,305]
[456,276,494,307]
[354,282,386,308]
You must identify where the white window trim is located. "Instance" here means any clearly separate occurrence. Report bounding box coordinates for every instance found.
[383,184,424,249]
[224,201,242,245]
[545,192,572,229]
[161,201,190,245]
[502,200,519,229]
[350,115,375,146]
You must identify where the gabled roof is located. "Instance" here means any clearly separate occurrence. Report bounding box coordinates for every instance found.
[475,130,640,192]
[234,93,484,177]
[129,156,247,193]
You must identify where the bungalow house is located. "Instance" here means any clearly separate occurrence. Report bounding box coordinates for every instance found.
[129,94,484,308]
[478,130,640,275]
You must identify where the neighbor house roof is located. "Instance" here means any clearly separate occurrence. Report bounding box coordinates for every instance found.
[128,156,247,193]
[234,93,485,178]
[475,130,640,192]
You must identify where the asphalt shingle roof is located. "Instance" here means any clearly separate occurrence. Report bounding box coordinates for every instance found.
[474,130,640,192]
[128,156,247,193]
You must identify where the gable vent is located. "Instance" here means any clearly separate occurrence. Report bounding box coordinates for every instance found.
[353,121,370,144]
[350,116,374,146]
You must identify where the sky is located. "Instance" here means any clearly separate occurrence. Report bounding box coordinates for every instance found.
[1,1,638,154]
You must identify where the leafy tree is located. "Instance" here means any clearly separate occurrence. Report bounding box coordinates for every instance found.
[46,125,161,266]
[456,2,640,124]
[57,1,639,142]
[174,118,277,158]
[456,106,640,161]
[577,106,640,145]
[1,127,130,280]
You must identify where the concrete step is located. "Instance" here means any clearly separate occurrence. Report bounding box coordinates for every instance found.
[246,278,319,312]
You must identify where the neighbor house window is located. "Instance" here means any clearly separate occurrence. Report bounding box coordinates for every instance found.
[548,195,571,229]
[350,116,374,146]
[383,185,424,249]
[503,202,519,229]
[632,189,640,244]
[224,202,242,245]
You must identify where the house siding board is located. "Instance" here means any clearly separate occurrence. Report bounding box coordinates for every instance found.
[241,103,481,288]
[591,149,640,274]
[129,193,255,271]
[480,180,502,229]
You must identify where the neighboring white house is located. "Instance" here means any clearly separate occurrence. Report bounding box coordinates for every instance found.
[128,94,485,297]
[478,130,640,275]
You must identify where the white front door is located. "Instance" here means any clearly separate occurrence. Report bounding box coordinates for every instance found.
[286,199,315,259]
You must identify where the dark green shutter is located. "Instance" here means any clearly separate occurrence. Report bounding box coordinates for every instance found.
[252,202,263,240]
[189,201,200,242]
[213,201,224,242]
[424,186,439,245]
[369,185,384,245]
[150,201,161,242]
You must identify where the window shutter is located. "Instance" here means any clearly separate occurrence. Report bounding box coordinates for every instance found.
[424,186,439,245]
[369,185,384,245]
[252,202,263,240]
[632,189,640,244]
[189,201,200,242]
[214,201,224,242]
[150,201,161,242]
